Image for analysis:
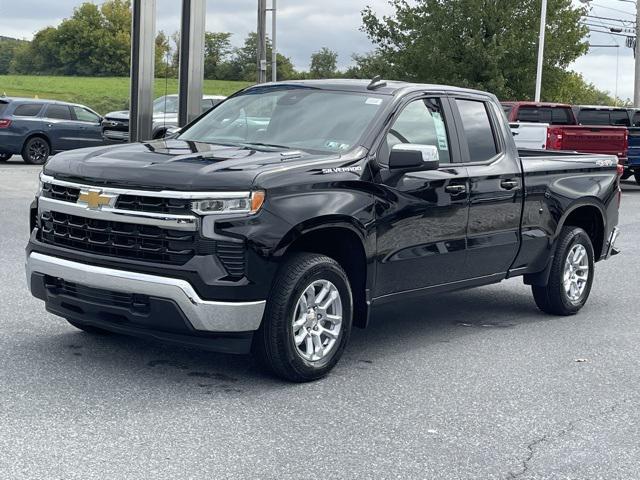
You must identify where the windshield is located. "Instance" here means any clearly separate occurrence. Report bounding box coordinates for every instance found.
[154,96,179,114]
[178,87,389,154]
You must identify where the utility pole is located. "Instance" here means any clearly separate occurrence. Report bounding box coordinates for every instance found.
[271,0,277,82]
[534,0,547,102]
[635,0,640,107]
[257,0,268,84]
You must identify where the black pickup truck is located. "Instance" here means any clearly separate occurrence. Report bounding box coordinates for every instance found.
[26,80,621,382]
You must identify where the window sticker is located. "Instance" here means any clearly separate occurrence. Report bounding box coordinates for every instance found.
[432,112,449,151]
[365,97,383,106]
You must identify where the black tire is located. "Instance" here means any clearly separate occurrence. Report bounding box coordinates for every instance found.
[532,227,595,316]
[22,136,50,165]
[635,172,640,186]
[0,153,11,162]
[66,318,111,335]
[254,253,353,382]
[621,171,632,180]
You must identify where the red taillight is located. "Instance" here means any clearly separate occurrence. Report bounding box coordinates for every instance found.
[546,127,564,150]
[0,119,11,129]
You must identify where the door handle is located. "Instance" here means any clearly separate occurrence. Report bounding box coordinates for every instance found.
[445,184,467,194]
[500,179,519,190]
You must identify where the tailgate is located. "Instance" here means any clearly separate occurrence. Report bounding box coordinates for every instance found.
[627,127,640,166]
[550,126,627,158]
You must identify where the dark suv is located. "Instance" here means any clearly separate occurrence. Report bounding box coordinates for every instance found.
[0,97,104,164]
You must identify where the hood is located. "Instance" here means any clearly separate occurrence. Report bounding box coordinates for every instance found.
[43,139,336,191]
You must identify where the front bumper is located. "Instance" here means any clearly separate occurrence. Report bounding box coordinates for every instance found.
[26,252,266,333]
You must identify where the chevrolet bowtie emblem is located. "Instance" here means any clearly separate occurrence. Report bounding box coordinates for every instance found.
[78,190,114,210]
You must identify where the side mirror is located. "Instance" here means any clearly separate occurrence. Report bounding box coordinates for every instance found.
[388,144,440,171]
[164,126,181,138]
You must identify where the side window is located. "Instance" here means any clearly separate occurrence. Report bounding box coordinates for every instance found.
[385,98,451,163]
[632,112,640,127]
[72,106,99,123]
[455,99,499,163]
[13,104,44,117]
[45,105,72,120]
[578,110,609,126]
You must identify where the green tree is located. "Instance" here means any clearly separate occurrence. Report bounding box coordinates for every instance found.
[309,47,338,79]
[203,32,233,79]
[360,0,588,101]
[0,38,26,75]
[225,32,298,82]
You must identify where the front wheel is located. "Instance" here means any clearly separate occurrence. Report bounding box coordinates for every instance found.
[532,227,595,316]
[254,253,353,382]
[22,137,50,165]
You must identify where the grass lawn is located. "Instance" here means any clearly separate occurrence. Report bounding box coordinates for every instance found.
[0,75,251,115]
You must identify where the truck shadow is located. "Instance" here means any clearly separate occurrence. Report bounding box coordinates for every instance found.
[32,281,547,391]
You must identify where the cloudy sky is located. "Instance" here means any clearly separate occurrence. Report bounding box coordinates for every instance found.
[0,0,636,100]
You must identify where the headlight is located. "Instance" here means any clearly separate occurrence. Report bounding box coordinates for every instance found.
[192,191,265,216]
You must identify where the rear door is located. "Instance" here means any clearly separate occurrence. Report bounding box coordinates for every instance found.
[374,95,470,295]
[43,104,78,151]
[451,96,523,278]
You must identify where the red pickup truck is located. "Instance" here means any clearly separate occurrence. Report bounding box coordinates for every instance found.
[502,101,628,161]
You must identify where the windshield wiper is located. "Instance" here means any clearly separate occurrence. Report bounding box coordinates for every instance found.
[240,142,291,150]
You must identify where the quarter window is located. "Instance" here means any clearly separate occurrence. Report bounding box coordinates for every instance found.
[455,99,499,163]
[13,104,43,117]
[385,98,451,164]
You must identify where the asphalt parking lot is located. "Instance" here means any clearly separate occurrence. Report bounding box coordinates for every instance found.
[1,155,639,480]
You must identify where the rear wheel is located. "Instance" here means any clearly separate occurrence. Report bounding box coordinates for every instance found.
[22,136,50,165]
[621,171,632,180]
[254,253,353,382]
[66,318,111,335]
[0,153,11,162]
[532,227,595,316]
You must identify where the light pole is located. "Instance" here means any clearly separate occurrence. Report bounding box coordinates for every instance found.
[534,0,548,102]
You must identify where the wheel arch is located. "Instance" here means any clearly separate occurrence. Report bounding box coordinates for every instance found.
[556,200,606,261]
[279,218,372,329]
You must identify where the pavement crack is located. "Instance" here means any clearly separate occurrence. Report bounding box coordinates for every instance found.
[506,399,629,479]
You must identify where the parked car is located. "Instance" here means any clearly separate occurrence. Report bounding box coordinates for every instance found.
[502,101,628,163]
[101,94,226,142]
[27,80,621,382]
[572,105,640,184]
[0,97,103,164]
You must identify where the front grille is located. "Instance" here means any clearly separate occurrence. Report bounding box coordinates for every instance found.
[115,195,192,215]
[40,211,202,265]
[41,183,81,203]
[38,211,246,277]
[44,276,150,312]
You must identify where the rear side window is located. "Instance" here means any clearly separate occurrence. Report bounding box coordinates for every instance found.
[13,103,44,117]
[0,102,8,116]
[578,110,611,126]
[550,108,572,125]
[610,110,630,126]
[455,99,499,163]
[46,105,72,120]
[632,111,640,127]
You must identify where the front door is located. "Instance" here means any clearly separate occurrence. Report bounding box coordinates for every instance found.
[374,96,470,297]
[71,106,104,148]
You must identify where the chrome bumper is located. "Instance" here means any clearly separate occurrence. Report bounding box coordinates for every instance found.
[605,226,620,259]
[26,252,266,332]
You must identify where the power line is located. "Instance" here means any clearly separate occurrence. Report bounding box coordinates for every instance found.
[589,2,635,18]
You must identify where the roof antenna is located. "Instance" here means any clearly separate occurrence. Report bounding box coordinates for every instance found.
[367,75,387,91]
